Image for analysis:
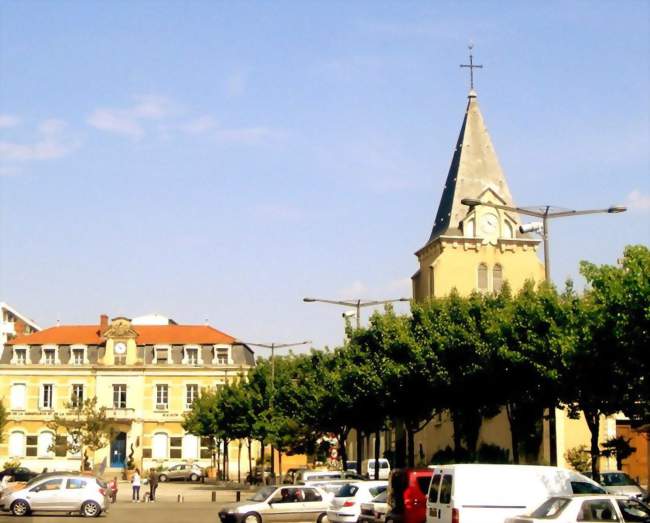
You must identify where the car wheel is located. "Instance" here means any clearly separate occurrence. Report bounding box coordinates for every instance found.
[243,512,261,523]
[10,499,30,517]
[81,501,101,517]
[159,474,168,482]
[317,513,329,523]
[189,473,199,482]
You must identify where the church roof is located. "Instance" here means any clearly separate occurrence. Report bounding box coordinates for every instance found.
[428,90,517,241]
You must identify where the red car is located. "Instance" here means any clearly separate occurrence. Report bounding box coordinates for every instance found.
[385,468,433,523]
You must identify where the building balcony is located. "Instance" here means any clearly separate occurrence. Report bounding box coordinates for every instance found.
[105,408,136,421]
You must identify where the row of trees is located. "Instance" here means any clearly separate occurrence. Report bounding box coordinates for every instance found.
[182,245,648,481]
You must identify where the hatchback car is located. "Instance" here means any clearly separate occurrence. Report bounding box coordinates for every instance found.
[158,463,205,482]
[0,472,107,517]
[505,494,650,523]
[218,485,331,523]
[327,481,389,523]
[600,471,649,501]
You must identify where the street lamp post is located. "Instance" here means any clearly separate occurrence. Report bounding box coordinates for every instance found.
[460,197,626,466]
[238,340,311,483]
[460,198,626,281]
[302,297,410,329]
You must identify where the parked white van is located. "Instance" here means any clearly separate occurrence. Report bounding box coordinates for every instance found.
[362,459,391,480]
[425,464,605,523]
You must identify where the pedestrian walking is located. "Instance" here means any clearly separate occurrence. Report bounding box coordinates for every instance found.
[131,469,141,502]
[107,476,118,503]
[148,469,158,502]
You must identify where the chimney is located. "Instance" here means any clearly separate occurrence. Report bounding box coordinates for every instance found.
[14,320,25,336]
[100,314,109,335]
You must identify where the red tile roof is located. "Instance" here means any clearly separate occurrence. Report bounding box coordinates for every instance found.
[9,324,235,346]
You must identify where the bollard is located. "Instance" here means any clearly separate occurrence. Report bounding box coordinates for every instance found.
[212,491,217,502]
[177,494,184,503]
[236,490,241,502]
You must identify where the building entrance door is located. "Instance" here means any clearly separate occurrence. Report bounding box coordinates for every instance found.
[110,432,127,468]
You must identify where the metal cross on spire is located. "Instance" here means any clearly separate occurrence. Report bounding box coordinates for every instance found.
[460,43,483,90]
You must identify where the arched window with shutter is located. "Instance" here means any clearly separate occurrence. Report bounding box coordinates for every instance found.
[493,264,503,292]
[477,263,488,290]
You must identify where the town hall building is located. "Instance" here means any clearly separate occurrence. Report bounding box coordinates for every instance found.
[0,313,254,476]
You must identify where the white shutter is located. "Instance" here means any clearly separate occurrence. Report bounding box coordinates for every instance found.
[9,431,25,457]
[182,434,199,460]
[38,431,54,457]
[152,433,168,459]
[11,383,26,410]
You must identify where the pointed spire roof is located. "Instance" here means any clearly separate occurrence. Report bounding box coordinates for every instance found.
[428,90,517,241]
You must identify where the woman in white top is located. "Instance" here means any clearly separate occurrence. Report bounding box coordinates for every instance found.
[131,469,141,502]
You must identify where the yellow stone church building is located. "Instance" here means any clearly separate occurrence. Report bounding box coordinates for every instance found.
[409,85,617,468]
[0,314,254,475]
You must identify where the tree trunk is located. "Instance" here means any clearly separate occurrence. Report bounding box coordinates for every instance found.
[395,419,406,468]
[339,430,348,471]
[223,439,229,481]
[374,429,381,480]
[506,403,520,464]
[278,450,283,484]
[237,441,242,484]
[407,426,415,468]
[356,428,363,475]
[216,440,221,480]
[451,411,463,462]
[584,409,601,482]
[247,438,253,484]
[260,440,266,485]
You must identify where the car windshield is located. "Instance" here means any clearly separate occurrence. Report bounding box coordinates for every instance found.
[571,481,605,494]
[249,486,277,502]
[602,473,636,486]
[25,476,44,488]
[617,499,650,520]
[528,497,571,518]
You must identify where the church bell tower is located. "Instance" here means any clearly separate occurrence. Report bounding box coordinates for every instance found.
[412,51,544,301]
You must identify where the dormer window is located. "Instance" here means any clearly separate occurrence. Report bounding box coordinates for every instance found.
[185,347,199,365]
[184,346,201,365]
[40,345,59,365]
[213,346,230,365]
[154,345,170,364]
[70,345,87,365]
[13,347,28,365]
[44,349,55,365]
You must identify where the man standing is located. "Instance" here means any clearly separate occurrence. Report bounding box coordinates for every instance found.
[148,469,159,502]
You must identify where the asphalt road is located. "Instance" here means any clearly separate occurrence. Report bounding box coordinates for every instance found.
[0,482,243,523]
[0,501,221,522]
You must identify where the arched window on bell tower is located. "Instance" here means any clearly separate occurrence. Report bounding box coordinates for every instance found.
[493,264,503,292]
[477,263,488,290]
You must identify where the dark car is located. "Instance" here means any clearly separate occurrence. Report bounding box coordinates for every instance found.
[0,467,39,483]
[385,468,433,523]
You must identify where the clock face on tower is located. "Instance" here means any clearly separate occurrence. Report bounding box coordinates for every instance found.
[480,213,498,235]
[114,342,126,355]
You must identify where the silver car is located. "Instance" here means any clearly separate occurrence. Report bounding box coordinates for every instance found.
[0,472,108,517]
[219,485,331,523]
[158,463,205,482]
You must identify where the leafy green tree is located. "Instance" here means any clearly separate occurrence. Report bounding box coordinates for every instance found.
[47,396,111,471]
[579,245,650,423]
[414,291,500,461]
[490,281,565,463]
[182,389,222,472]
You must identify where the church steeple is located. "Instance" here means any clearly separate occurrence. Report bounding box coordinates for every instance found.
[428,89,518,242]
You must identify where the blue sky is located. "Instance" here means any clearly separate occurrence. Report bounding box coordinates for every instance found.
[1,1,648,350]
